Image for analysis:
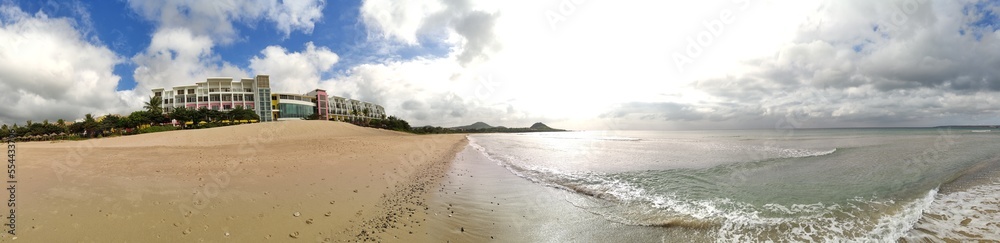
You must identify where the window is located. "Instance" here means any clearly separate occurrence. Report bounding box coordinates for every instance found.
[188,89,195,94]
[154,91,162,97]
[278,103,315,118]
[212,106,219,110]
[210,94,220,101]
[209,88,219,92]
[177,90,185,95]
[223,105,231,110]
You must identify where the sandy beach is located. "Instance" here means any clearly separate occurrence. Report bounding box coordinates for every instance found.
[6,120,466,242]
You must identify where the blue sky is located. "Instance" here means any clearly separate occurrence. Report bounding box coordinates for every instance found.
[1,0,1000,129]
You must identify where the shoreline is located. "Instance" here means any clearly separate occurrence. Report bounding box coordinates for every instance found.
[9,121,469,242]
[408,138,687,242]
[344,134,468,241]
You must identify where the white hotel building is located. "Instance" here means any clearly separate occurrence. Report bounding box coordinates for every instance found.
[153,75,385,122]
[152,75,273,122]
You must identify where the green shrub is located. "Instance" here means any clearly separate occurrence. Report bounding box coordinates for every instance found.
[139,126,179,134]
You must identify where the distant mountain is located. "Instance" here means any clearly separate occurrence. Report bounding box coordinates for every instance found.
[450,122,493,130]
[446,121,565,133]
[530,122,553,130]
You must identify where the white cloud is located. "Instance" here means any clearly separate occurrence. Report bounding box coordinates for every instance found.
[347,0,1000,129]
[131,28,248,95]
[323,59,544,127]
[360,0,444,45]
[250,42,339,93]
[126,0,325,43]
[128,0,326,100]
[266,0,325,37]
[0,5,131,125]
[360,0,501,66]
[607,0,1000,129]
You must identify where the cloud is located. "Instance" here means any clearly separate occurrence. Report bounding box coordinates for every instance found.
[360,0,501,66]
[126,0,325,43]
[359,0,444,45]
[128,0,327,99]
[0,5,130,124]
[249,42,339,93]
[131,28,248,95]
[322,58,546,127]
[602,0,1000,129]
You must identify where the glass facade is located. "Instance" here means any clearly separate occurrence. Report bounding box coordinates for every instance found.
[277,103,314,119]
[257,88,272,121]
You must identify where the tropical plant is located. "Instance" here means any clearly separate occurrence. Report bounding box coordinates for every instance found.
[83,114,99,137]
[196,107,211,123]
[143,95,163,114]
[227,106,259,120]
[68,122,84,135]
[128,110,152,127]
[9,124,20,138]
[100,114,123,135]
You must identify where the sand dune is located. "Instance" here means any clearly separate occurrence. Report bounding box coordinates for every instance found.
[11,121,466,242]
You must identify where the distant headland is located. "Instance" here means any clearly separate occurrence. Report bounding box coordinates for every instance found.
[408,122,566,134]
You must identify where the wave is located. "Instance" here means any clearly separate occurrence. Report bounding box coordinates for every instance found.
[903,156,1000,240]
[516,133,643,142]
[467,136,937,242]
[699,143,839,160]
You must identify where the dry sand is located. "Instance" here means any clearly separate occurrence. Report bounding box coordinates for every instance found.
[6,120,466,242]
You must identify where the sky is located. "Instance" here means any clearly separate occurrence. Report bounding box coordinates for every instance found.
[0,0,999,130]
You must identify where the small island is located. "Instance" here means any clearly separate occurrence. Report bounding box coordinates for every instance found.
[408,121,566,134]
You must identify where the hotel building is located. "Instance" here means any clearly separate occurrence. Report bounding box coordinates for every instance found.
[152,75,273,122]
[153,75,385,122]
[328,96,385,121]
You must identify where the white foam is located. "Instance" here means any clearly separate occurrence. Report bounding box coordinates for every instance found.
[867,187,937,240]
[468,135,944,242]
[700,143,837,160]
[905,180,1000,241]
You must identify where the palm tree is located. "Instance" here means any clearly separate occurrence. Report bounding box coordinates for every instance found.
[144,95,163,114]
[171,107,193,128]
[83,113,98,138]
[56,119,65,127]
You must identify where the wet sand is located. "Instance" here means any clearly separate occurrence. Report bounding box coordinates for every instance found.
[405,144,702,242]
[5,120,466,242]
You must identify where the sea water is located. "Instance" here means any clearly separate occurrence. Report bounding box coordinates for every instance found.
[465,128,1000,241]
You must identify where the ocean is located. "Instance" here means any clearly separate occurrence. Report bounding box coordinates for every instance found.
[446,128,1000,242]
